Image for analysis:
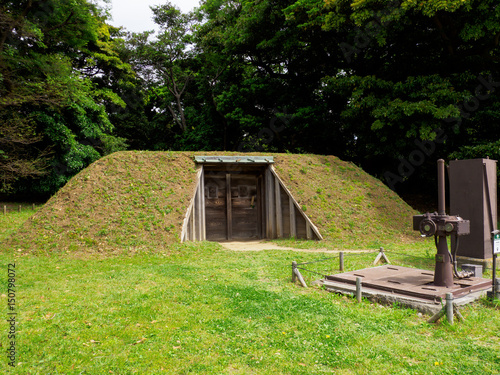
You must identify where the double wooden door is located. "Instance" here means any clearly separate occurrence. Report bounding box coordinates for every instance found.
[204,172,262,241]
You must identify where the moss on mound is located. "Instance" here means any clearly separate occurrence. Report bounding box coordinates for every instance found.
[4,151,419,254]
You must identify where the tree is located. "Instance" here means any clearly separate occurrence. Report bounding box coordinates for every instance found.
[132,3,198,133]
[0,0,129,196]
[193,0,500,191]
[194,0,342,152]
[284,0,500,191]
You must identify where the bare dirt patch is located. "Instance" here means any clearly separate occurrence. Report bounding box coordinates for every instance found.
[219,241,374,253]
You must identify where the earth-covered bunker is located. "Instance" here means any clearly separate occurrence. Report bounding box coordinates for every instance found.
[181,156,322,242]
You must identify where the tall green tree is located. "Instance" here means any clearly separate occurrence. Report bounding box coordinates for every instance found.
[285,0,500,190]
[195,0,342,152]
[0,0,129,196]
[132,3,198,133]
[190,0,500,191]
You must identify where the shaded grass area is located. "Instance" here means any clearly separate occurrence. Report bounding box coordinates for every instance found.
[1,243,499,374]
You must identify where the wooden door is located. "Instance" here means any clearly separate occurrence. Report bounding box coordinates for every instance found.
[230,174,259,240]
[204,173,227,241]
[204,172,260,241]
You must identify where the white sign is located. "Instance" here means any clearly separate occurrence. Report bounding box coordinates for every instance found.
[494,234,500,255]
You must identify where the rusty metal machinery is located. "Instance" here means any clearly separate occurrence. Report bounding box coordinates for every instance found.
[413,159,472,287]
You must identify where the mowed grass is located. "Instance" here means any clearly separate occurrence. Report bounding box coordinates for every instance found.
[1,209,500,374]
[0,242,499,374]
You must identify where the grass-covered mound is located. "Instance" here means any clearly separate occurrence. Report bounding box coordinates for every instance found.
[5,151,418,254]
[272,153,418,247]
[8,152,198,254]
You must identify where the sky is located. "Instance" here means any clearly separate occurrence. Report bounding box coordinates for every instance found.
[103,0,201,33]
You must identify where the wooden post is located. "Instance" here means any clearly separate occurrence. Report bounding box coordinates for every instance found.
[259,175,265,238]
[428,297,464,324]
[189,207,194,241]
[339,252,344,272]
[268,166,323,240]
[297,270,307,288]
[427,308,446,323]
[427,308,446,324]
[226,173,232,241]
[306,223,312,240]
[3,205,6,215]
[289,197,296,238]
[446,293,454,324]
[454,304,464,322]
[275,176,283,238]
[292,261,308,287]
[356,277,362,302]
[193,182,198,241]
[18,205,21,212]
[373,247,390,265]
[32,203,35,211]
[200,168,206,241]
[265,168,275,238]
[181,167,204,243]
[196,179,204,241]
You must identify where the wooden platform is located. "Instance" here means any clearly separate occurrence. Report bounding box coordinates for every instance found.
[325,265,492,303]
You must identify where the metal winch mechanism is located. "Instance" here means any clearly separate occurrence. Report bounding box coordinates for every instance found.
[412,159,472,287]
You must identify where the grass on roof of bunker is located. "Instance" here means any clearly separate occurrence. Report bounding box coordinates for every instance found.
[271,153,419,249]
[3,151,421,255]
[7,152,198,254]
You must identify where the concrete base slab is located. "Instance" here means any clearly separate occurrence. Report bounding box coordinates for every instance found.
[456,255,493,270]
[320,265,492,315]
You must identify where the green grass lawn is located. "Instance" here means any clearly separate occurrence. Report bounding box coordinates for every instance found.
[1,210,500,374]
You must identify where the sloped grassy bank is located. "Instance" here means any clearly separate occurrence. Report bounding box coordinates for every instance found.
[4,151,419,254]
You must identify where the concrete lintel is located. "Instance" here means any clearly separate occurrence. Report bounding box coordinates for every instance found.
[195,156,274,164]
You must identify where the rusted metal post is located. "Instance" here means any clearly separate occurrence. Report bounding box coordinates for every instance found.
[438,159,446,216]
[433,160,455,288]
[414,160,471,286]
[435,236,454,288]
[339,251,344,272]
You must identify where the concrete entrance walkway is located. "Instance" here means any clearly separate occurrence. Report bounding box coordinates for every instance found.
[218,240,371,253]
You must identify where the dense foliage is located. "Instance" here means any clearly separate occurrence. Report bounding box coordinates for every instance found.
[0,0,129,196]
[1,0,499,198]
